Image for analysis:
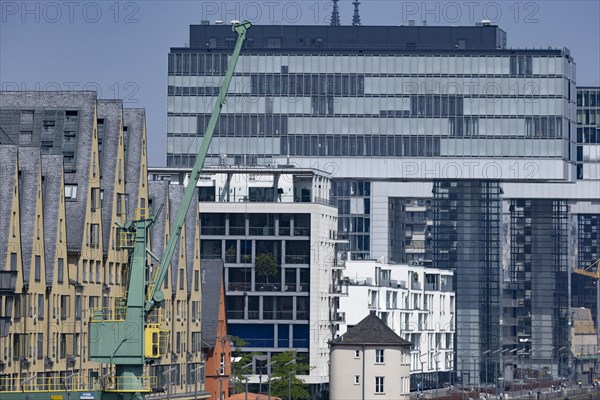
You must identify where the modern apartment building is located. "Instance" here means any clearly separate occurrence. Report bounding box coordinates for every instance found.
[337,259,455,390]
[166,22,588,385]
[148,166,342,396]
[0,92,203,397]
[167,22,584,383]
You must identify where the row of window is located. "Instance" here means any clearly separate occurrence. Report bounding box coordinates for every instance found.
[577,90,600,107]
[168,53,565,76]
[352,375,386,394]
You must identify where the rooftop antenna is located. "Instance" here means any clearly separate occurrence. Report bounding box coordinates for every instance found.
[330,0,340,26]
[352,0,361,26]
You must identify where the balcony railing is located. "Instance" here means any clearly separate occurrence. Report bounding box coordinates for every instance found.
[200,226,226,235]
[411,281,421,290]
[256,283,281,292]
[229,227,246,235]
[228,282,251,292]
[329,284,349,296]
[227,310,245,320]
[425,283,436,291]
[333,311,346,322]
[249,227,276,236]
[285,255,310,264]
[293,228,310,236]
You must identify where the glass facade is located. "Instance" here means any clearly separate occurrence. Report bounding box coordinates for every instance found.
[576,88,600,179]
[167,52,574,167]
[432,180,502,385]
[330,180,371,259]
[572,214,600,326]
[166,25,580,384]
[503,200,570,377]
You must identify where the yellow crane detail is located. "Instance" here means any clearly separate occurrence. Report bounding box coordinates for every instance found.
[573,258,600,279]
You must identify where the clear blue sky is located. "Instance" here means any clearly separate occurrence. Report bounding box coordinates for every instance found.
[1,1,599,166]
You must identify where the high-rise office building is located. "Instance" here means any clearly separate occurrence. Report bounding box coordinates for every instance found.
[166,23,600,385]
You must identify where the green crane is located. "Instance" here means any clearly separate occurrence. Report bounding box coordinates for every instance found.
[85,20,252,400]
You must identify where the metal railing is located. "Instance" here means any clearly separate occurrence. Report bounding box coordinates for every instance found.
[101,375,158,392]
[0,375,97,392]
[89,306,127,322]
[285,255,310,264]
[134,208,151,220]
[118,231,136,248]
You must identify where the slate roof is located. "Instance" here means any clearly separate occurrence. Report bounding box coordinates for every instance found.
[168,185,184,289]
[17,147,41,284]
[185,188,199,291]
[124,108,145,222]
[149,181,169,260]
[201,258,225,349]
[0,145,18,269]
[41,155,63,285]
[97,100,123,254]
[329,312,412,347]
[0,91,98,252]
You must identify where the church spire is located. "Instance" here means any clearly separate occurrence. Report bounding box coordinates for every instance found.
[330,0,340,26]
[352,1,361,26]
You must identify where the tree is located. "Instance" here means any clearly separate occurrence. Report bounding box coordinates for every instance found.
[229,336,263,393]
[268,351,312,400]
[254,253,278,280]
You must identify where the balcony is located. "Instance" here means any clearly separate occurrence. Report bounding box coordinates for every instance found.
[411,281,421,290]
[249,227,276,236]
[227,282,251,292]
[227,310,245,320]
[293,228,310,237]
[229,226,246,235]
[425,283,436,291]
[256,283,282,292]
[285,255,310,264]
[200,226,226,235]
[333,311,346,322]
[330,284,349,296]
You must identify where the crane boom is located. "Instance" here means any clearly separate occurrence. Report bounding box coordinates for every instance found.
[145,20,251,312]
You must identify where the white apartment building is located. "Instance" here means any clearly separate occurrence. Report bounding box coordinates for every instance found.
[337,259,455,390]
[149,166,344,396]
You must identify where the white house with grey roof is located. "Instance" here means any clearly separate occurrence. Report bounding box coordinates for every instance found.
[329,311,412,400]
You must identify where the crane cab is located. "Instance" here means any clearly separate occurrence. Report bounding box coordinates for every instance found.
[145,326,169,358]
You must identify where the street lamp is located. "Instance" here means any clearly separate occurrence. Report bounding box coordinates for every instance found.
[483,350,491,397]
[558,346,568,385]
[508,348,517,395]
[240,362,253,400]
[419,353,427,399]
[191,363,205,400]
[284,359,296,400]
[493,349,506,396]
[162,367,176,400]
[471,355,478,396]
[265,360,277,400]
[433,352,440,400]
[219,364,230,400]
[537,346,553,397]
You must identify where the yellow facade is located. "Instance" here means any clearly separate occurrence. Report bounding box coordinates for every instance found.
[0,96,203,396]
